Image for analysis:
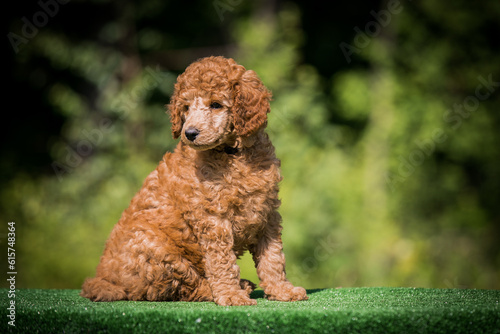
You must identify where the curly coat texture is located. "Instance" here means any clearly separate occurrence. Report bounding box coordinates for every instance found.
[81,56,307,306]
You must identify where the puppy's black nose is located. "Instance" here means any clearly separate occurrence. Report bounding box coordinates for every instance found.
[184,128,200,142]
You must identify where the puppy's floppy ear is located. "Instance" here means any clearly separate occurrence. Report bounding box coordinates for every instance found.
[232,70,272,136]
[166,83,183,139]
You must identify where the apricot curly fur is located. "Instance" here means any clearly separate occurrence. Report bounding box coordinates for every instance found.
[81,56,307,306]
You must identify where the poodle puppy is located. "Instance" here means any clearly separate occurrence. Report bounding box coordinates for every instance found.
[81,56,308,306]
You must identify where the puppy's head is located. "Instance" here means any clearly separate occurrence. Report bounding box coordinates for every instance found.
[167,56,271,150]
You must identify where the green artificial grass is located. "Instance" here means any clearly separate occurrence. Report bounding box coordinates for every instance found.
[1,287,499,333]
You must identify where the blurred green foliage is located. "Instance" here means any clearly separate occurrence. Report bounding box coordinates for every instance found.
[2,0,499,290]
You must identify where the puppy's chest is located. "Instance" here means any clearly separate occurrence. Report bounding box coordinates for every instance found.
[197,157,281,219]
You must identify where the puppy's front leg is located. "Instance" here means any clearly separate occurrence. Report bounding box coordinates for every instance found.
[252,212,308,302]
[197,218,257,306]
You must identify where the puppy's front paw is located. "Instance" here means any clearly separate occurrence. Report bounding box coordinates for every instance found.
[215,290,257,306]
[265,284,308,302]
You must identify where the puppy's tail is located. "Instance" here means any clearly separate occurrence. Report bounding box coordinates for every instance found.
[80,277,127,302]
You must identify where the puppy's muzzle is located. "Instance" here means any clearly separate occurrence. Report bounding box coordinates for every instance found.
[185,127,200,142]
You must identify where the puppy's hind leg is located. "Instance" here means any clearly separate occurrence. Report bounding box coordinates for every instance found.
[240,279,257,296]
[80,277,127,302]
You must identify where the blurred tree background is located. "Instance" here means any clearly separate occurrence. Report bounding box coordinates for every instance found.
[2,0,499,290]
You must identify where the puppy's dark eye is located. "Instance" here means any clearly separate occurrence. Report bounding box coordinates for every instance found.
[210,102,223,109]
[183,105,189,111]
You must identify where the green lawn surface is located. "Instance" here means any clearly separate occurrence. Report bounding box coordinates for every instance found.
[1,287,499,333]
